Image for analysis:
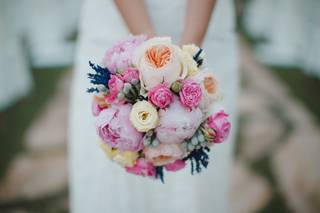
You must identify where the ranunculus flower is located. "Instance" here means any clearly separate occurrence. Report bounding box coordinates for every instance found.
[180,48,199,76]
[207,110,231,143]
[164,160,186,172]
[156,97,203,144]
[132,37,188,90]
[103,35,147,73]
[100,143,138,167]
[192,70,220,111]
[179,79,202,110]
[125,158,155,177]
[148,83,173,109]
[122,67,140,83]
[96,104,143,151]
[106,75,124,104]
[182,44,203,57]
[182,44,205,70]
[143,144,186,166]
[130,101,159,132]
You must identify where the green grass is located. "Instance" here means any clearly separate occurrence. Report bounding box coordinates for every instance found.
[271,67,320,124]
[0,67,67,179]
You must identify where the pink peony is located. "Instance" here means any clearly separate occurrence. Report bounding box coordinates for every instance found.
[179,79,202,110]
[143,144,186,166]
[125,158,155,177]
[106,75,124,104]
[92,99,103,116]
[96,104,143,151]
[103,35,147,73]
[164,160,186,172]
[156,96,203,144]
[148,83,173,109]
[207,110,231,143]
[122,67,140,83]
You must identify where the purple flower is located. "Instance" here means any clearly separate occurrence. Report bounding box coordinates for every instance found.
[96,104,144,151]
[103,35,147,73]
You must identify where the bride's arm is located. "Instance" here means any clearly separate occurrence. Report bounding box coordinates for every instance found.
[180,0,216,46]
[114,0,155,37]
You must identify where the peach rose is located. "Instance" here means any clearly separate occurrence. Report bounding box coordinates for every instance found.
[192,70,221,111]
[132,37,188,90]
[143,144,186,166]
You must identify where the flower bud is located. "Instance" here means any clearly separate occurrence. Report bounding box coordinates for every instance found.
[170,80,182,93]
[191,137,198,145]
[143,137,151,146]
[152,138,160,147]
[187,143,195,151]
[123,83,132,94]
[117,92,125,100]
[197,133,205,142]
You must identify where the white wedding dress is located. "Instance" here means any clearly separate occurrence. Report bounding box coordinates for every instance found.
[69,0,239,212]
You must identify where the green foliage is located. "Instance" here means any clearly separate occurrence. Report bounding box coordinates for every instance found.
[0,67,67,179]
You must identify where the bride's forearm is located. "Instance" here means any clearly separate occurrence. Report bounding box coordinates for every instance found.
[114,0,155,37]
[181,0,216,46]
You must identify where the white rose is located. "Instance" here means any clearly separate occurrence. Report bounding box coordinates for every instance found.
[130,100,159,132]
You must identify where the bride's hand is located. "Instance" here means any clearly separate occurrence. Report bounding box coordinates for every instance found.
[180,0,216,46]
[114,0,156,37]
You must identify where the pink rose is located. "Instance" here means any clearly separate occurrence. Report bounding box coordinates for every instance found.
[122,67,140,83]
[103,35,147,73]
[96,104,143,151]
[179,79,202,110]
[143,144,186,166]
[148,83,173,109]
[106,75,124,104]
[92,99,103,116]
[164,160,186,172]
[207,110,231,143]
[125,158,155,177]
[156,96,203,144]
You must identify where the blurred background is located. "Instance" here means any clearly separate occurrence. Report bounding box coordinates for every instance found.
[0,0,319,212]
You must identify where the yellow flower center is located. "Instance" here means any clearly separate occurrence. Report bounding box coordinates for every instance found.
[139,111,149,121]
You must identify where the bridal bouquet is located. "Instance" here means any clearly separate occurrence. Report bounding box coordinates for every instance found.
[87,36,231,182]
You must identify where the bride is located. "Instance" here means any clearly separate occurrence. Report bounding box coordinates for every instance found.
[69,0,239,212]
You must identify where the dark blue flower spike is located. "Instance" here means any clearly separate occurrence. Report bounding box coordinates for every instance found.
[87,61,111,93]
[193,48,204,67]
[155,166,165,183]
[184,147,210,175]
